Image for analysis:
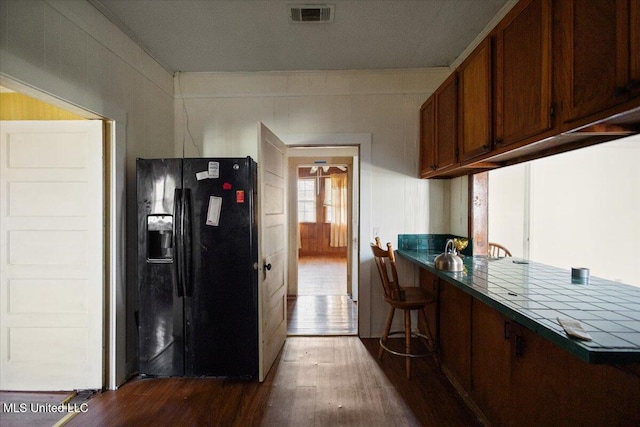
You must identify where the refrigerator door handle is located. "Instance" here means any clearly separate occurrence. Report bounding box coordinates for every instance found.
[182,188,194,297]
[174,189,185,297]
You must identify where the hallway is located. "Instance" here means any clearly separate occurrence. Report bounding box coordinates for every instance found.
[288,257,357,335]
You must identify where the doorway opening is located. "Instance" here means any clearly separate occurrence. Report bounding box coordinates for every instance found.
[287,150,358,336]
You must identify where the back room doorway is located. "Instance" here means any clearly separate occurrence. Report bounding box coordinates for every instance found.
[287,147,358,336]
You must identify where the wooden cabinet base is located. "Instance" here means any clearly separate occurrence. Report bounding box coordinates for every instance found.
[438,281,473,391]
[431,276,640,426]
[507,323,640,427]
[470,301,512,426]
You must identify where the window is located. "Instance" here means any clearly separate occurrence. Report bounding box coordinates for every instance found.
[297,178,316,222]
[488,134,640,287]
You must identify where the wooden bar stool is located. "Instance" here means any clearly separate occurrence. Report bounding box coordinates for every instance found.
[371,237,437,379]
[488,242,512,257]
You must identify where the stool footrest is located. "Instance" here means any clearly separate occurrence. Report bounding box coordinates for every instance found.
[379,331,437,358]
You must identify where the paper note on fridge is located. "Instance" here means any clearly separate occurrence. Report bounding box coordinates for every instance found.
[208,161,220,178]
[206,196,222,226]
[196,162,220,181]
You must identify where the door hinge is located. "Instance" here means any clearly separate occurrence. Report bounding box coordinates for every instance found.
[550,103,556,118]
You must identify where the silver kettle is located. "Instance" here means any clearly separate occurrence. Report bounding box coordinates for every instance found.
[434,239,463,272]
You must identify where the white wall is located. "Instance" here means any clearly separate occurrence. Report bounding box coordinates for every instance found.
[174,69,452,336]
[489,164,528,258]
[449,176,469,237]
[530,136,640,285]
[0,0,175,387]
[489,135,640,286]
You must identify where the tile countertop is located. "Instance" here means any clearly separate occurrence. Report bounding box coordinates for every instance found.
[397,249,640,364]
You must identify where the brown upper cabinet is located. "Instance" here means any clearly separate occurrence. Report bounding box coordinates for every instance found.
[556,0,640,128]
[458,38,493,163]
[420,72,458,177]
[436,73,458,171]
[494,0,553,149]
[419,96,436,177]
[418,0,640,179]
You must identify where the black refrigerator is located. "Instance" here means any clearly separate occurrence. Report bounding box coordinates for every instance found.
[136,157,258,379]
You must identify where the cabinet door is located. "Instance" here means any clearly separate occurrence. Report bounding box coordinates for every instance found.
[458,38,492,162]
[418,269,439,342]
[631,0,640,92]
[470,301,512,427]
[435,72,458,170]
[558,0,635,124]
[438,281,472,390]
[509,323,640,426]
[419,97,436,177]
[495,0,553,148]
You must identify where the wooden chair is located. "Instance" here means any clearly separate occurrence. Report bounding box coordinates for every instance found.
[488,242,512,258]
[371,237,437,379]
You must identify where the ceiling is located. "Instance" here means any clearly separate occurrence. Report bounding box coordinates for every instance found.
[90,0,508,73]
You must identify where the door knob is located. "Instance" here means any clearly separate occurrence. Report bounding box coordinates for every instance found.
[263,263,272,271]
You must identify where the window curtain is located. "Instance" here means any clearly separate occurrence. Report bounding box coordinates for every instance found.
[330,173,348,247]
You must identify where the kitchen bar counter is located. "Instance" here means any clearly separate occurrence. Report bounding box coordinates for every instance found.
[397,249,640,364]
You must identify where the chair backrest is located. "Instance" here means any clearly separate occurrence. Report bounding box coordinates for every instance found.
[370,237,403,301]
[488,242,512,258]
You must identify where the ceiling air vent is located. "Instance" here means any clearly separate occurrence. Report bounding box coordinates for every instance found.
[289,4,334,23]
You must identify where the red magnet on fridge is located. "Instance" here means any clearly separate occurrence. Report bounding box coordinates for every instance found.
[223,182,232,190]
[236,190,245,203]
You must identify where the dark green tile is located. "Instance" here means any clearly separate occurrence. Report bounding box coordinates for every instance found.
[396,243,640,363]
[581,320,634,333]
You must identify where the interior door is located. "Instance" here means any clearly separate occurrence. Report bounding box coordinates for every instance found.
[350,158,359,302]
[258,123,287,381]
[0,120,104,390]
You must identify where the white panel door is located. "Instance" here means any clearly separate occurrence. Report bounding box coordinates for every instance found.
[258,123,287,382]
[0,121,103,391]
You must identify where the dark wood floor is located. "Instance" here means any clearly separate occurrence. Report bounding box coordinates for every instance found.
[0,391,75,427]
[2,257,479,426]
[287,295,357,335]
[65,337,483,427]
